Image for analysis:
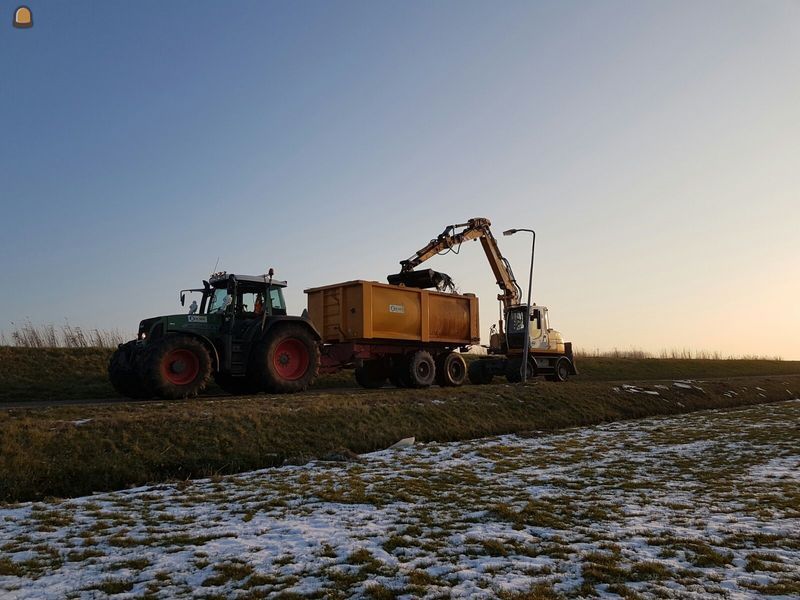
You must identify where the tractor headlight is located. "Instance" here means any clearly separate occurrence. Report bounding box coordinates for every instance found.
[138,331,147,340]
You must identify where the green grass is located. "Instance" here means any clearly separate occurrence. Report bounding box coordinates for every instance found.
[1,346,798,403]
[0,372,797,502]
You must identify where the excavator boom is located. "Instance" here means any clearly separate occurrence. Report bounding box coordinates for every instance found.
[393,217,522,309]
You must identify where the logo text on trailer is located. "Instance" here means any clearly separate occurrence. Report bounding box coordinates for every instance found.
[389,304,405,314]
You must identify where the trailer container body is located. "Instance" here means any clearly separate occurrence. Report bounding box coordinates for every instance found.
[305,280,479,346]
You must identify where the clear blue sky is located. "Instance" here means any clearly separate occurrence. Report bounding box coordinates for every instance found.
[2,1,798,358]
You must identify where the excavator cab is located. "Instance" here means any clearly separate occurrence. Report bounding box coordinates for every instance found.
[504,305,564,353]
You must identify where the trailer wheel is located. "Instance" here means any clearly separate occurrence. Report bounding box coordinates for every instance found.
[354,360,387,389]
[408,350,436,388]
[505,356,537,383]
[108,341,150,399]
[467,359,493,385]
[214,372,260,396]
[141,336,212,399]
[252,324,319,393]
[436,353,467,387]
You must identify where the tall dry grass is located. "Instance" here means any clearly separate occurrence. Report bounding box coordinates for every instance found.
[1,320,127,349]
[574,347,782,361]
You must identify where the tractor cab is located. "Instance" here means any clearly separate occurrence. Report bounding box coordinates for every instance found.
[200,272,288,318]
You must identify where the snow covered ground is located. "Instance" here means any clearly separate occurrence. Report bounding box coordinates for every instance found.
[1,400,798,599]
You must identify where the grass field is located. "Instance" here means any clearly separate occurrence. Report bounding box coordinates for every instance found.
[0,400,797,598]
[1,372,797,503]
[2,346,799,403]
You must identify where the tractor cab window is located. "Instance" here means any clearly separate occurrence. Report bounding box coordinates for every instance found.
[207,288,231,313]
[269,288,286,315]
[237,291,272,318]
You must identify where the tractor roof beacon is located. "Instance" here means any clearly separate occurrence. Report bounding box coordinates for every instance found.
[109,270,321,400]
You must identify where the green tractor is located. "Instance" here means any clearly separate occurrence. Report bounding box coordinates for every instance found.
[109,270,321,399]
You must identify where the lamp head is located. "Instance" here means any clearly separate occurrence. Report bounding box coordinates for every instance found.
[503,229,517,236]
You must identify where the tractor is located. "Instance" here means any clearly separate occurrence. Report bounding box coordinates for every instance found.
[108,270,320,399]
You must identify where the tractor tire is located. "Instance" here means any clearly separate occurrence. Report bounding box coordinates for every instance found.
[214,372,260,396]
[354,360,387,389]
[407,350,436,388]
[467,359,493,385]
[389,355,412,388]
[140,336,212,399]
[108,341,150,399]
[505,356,537,383]
[436,352,467,387]
[251,324,319,393]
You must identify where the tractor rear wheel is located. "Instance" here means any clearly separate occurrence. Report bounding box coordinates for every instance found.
[467,359,493,385]
[252,324,319,393]
[354,360,387,389]
[436,352,467,387]
[141,336,212,399]
[408,350,436,388]
[214,372,260,396]
[108,341,150,399]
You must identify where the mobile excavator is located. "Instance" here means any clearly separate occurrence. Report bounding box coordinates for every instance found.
[388,217,576,384]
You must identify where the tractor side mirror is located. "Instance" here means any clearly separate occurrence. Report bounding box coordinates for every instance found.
[180,292,186,306]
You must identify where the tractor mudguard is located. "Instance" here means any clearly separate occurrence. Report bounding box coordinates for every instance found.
[260,316,321,341]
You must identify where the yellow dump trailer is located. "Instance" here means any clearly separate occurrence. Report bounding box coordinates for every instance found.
[306,280,479,345]
[304,280,479,388]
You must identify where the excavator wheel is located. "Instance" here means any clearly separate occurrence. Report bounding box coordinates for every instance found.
[550,357,571,382]
[408,350,436,388]
[505,356,537,383]
[140,335,212,399]
[108,341,150,399]
[436,352,467,387]
[467,359,493,385]
[354,360,388,389]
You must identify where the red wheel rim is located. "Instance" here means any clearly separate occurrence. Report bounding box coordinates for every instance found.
[273,339,309,381]
[161,349,200,386]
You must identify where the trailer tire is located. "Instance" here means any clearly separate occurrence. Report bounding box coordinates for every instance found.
[505,356,537,383]
[436,352,467,387]
[141,336,212,399]
[354,360,387,389]
[252,324,319,393]
[408,350,436,388]
[468,359,493,385]
[214,372,260,396]
[108,341,150,399]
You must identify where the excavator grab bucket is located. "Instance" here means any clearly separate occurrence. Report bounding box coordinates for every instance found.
[387,269,454,291]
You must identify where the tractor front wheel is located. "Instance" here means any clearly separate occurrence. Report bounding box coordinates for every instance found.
[141,336,212,399]
[252,324,319,393]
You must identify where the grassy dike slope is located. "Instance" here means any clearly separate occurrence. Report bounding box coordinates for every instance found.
[2,346,800,402]
[1,374,798,502]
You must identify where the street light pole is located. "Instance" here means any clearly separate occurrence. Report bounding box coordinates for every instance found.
[503,228,536,383]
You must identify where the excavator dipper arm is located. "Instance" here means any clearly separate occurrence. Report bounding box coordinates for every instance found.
[395,217,522,309]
